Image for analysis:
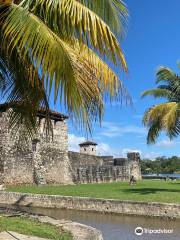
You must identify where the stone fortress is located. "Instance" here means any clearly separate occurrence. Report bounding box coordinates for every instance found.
[0,103,141,185]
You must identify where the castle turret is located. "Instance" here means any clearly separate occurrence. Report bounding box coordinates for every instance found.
[0,102,73,185]
[127,152,142,180]
[79,141,97,156]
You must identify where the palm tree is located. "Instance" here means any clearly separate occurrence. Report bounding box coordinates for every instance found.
[0,0,129,137]
[142,66,180,144]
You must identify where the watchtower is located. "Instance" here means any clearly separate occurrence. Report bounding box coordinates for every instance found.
[0,102,73,185]
[79,141,97,156]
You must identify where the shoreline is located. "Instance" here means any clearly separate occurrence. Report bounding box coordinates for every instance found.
[0,207,103,240]
[0,192,179,219]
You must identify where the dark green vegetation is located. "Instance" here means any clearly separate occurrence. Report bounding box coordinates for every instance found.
[142,66,180,144]
[7,180,180,203]
[0,216,72,240]
[141,156,180,174]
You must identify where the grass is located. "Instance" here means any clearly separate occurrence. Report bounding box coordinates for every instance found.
[7,180,180,204]
[0,216,72,240]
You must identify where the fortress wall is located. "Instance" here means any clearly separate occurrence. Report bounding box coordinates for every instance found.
[73,166,130,183]
[68,152,129,183]
[68,151,104,168]
[0,112,34,185]
[0,112,73,185]
[0,109,141,186]
[36,119,73,184]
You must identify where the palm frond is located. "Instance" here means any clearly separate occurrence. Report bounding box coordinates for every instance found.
[63,37,131,103]
[2,4,107,131]
[79,0,128,35]
[141,88,172,99]
[143,64,180,143]
[143,102,180,143]
[162,102,180,138]
[0,47,51,139]
[146,120,162,144]
[156,67,177,84]
[19,0,127,69]
[0,0,129,135]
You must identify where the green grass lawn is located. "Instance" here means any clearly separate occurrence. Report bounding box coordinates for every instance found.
[7,180,180,204]
[0,216,72,240]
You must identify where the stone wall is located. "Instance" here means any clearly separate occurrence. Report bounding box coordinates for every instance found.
[0,192,179,219]
[73,166,129,183]
[0,111,72,185]
[68,152,132,183]
[127,152,142,180]
[0,112,34,185]
[80,145,97,156]
[34,119,72,184]
[0,108,141,186]
[68,151,143,183]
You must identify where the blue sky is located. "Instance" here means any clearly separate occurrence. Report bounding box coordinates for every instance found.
[68,0,180,159]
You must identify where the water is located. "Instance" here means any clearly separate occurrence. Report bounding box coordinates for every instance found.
[16,206,180,240]
[143,173,180,179]
[157,173,180,178]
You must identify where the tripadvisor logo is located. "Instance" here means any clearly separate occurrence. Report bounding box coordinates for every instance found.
[135,227,143,236]
[135,226,173,236]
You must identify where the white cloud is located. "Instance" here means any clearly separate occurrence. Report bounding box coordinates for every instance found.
[68,134,161,160]
[97,145,143,158]
[96,143,112,156]
[156,139,179,147]
[68,133,121,156]
[100,122,122,137]
[68,134,85,152]
[100,121,146,138]
[143,152,162,160]
[121,149,161,160]
[121,125,146,134]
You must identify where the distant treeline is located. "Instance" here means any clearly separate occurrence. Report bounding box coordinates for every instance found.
[140,156,180,174]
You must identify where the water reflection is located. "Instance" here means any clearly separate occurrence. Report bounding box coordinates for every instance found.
[16,206,180,240]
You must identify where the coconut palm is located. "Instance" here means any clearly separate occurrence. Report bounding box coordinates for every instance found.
[0,0,129,136]
[142,67,180,144]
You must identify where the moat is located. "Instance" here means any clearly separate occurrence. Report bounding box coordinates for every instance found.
[14,206,180,240]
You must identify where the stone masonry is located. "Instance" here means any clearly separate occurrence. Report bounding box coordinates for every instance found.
[127,152,142,180]
[79,141,97,156]
[68,149,141,183]
[0,103,72,185]
[0,111,34,185]
[0,102,141,185]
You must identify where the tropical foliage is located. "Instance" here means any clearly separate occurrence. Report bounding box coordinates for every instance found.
[142,67,180,144]
[141,156,180,174]
[0,0,129,137]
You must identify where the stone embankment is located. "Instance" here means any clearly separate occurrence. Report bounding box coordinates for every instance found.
[0,192,179,219]
[32,215,103,240]
[0,207,103,240]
